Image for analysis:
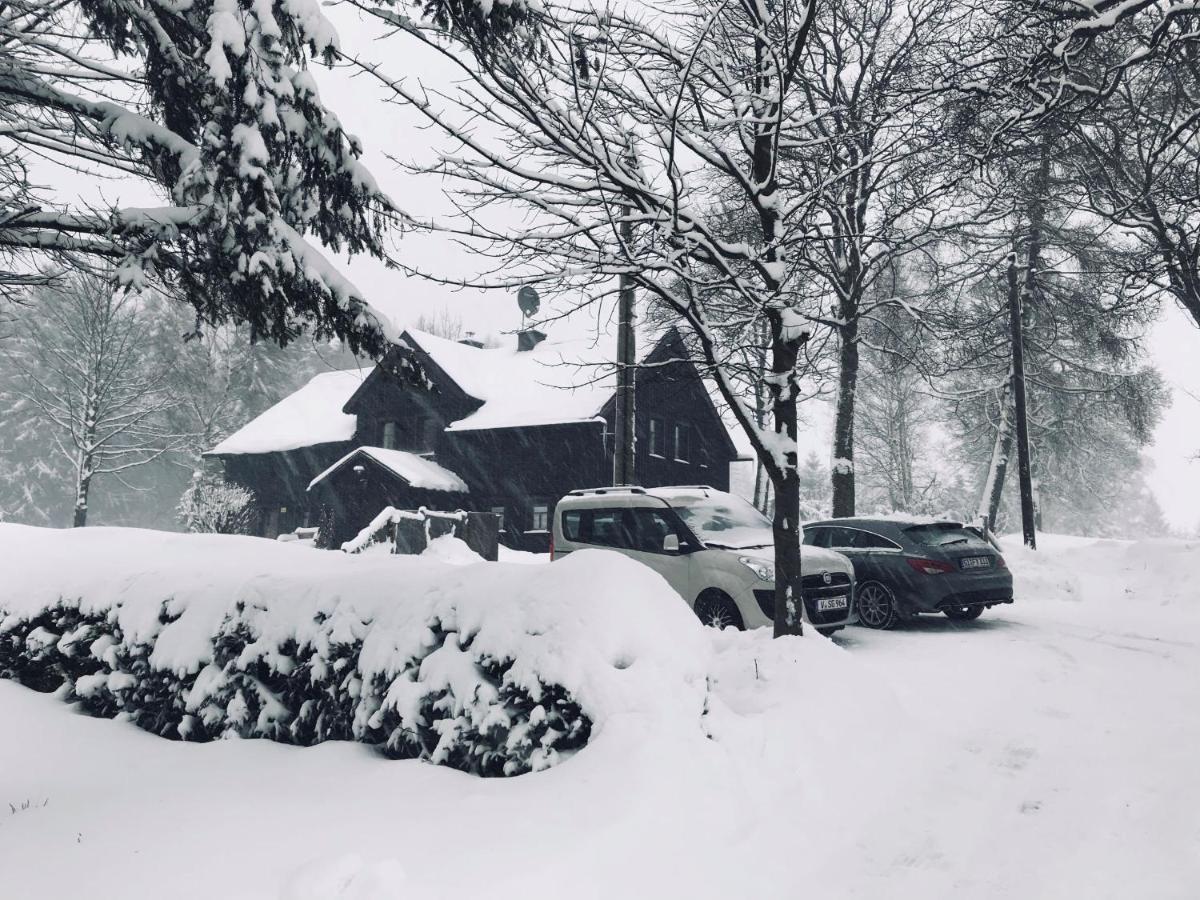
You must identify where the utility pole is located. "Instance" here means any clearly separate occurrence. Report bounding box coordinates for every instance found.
[572,33,637,486]
[613,215,636,486]
[1006,250,1037,549]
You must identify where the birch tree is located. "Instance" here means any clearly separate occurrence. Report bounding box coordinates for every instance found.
[6,273,184,526]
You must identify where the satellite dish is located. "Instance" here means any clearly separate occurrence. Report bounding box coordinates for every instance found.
[517,286,541,318]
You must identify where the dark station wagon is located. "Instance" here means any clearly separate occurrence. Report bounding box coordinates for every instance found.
[802,517,1014,629]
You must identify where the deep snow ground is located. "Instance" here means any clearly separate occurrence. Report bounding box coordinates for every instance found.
[2,534,1198,900]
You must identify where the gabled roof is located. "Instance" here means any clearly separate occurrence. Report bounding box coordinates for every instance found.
[308,446,468,493]
[207,367,372,456]
[381,329,615,432]
[207,326,740,458]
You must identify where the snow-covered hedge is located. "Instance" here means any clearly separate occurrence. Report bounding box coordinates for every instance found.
[0,525,710,776]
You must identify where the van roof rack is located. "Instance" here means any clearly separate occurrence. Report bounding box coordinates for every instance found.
[566,485,647,496]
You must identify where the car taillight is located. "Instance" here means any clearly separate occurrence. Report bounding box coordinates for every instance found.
[906,557,956,575]
[996,555,1007,569]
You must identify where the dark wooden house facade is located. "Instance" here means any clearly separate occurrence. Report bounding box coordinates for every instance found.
[207,327,739,550]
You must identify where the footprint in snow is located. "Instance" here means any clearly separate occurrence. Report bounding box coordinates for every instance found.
[999,744,1037,772]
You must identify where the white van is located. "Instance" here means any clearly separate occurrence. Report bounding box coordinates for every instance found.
[551,486,857,635]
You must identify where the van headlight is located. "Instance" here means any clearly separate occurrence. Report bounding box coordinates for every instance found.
[738,556,774,582]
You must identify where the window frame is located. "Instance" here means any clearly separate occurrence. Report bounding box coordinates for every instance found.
[381,421,398,450]
[529,503,550,533]
[673,422,690,463]
[648,416,667,458]
[848,528,902,551]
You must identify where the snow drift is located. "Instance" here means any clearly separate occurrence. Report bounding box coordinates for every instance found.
[0,524,710,776]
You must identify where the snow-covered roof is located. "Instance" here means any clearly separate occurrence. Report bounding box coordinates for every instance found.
[308,446,468,493]
[208,368,372,456]
[401,330,615,432]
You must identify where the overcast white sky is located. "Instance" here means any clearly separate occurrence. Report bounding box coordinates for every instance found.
[34,4,1200,531]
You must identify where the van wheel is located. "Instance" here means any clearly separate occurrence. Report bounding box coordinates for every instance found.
[694,590,744,631]
[856,581,901,630]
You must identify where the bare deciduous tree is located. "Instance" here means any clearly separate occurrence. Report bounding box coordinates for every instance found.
[352,0,834,635]
[7,273,185,526]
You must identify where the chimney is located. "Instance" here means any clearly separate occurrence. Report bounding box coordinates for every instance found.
[518,329,547,352]
[458,331,484,349]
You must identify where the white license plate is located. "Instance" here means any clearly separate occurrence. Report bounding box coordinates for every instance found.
[961,556,992,569]
[816,594,849,612]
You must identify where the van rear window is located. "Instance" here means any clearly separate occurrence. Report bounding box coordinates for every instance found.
[562,509,583,541]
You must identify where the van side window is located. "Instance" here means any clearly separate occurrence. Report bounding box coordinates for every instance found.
[629,508,694,554]
[562,508,635,549]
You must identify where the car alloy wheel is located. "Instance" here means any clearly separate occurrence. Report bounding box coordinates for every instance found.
[856,581,899,630]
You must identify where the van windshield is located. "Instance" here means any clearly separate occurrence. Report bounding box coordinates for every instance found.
[666,492,773,549]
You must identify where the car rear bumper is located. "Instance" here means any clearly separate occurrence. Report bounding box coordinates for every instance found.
[935,590,1014,610]
[905,575,1014,613]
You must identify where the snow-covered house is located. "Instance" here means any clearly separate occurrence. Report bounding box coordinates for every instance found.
[206,327,738,549]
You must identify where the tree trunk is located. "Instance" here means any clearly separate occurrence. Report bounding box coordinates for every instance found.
[73,453,92,528]
[771,459,803,638]
[1007,251,1037,550]
[978,374,1014,527]
[612,216,637,485]
[1011,139,1050,549]
[767,313,804,638]
[831,320,859,517]
[752,359,771,514]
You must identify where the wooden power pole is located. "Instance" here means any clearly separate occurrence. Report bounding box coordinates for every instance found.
[1006,251,1037,549]
[573,34,637,486]
[613,218,636,486]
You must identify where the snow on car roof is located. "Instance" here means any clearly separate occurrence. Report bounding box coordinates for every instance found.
[805,514,963,528]
[402,329,615,432]
[307,446,468,493]
[207,367,372,456]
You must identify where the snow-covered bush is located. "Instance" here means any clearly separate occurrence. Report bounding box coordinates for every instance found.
[0,524,710,776]
[178,474,259,534]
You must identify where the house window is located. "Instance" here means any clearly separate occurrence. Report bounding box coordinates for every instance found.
[382,421,398,450]
[649,417,666,458]
[698,443,710,468]
[491,506,506,532]
[530,504,550,532]
[673,422,690,462]
[421,418,439,454]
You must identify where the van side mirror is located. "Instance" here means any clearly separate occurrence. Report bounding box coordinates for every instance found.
[663,534,680,553]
